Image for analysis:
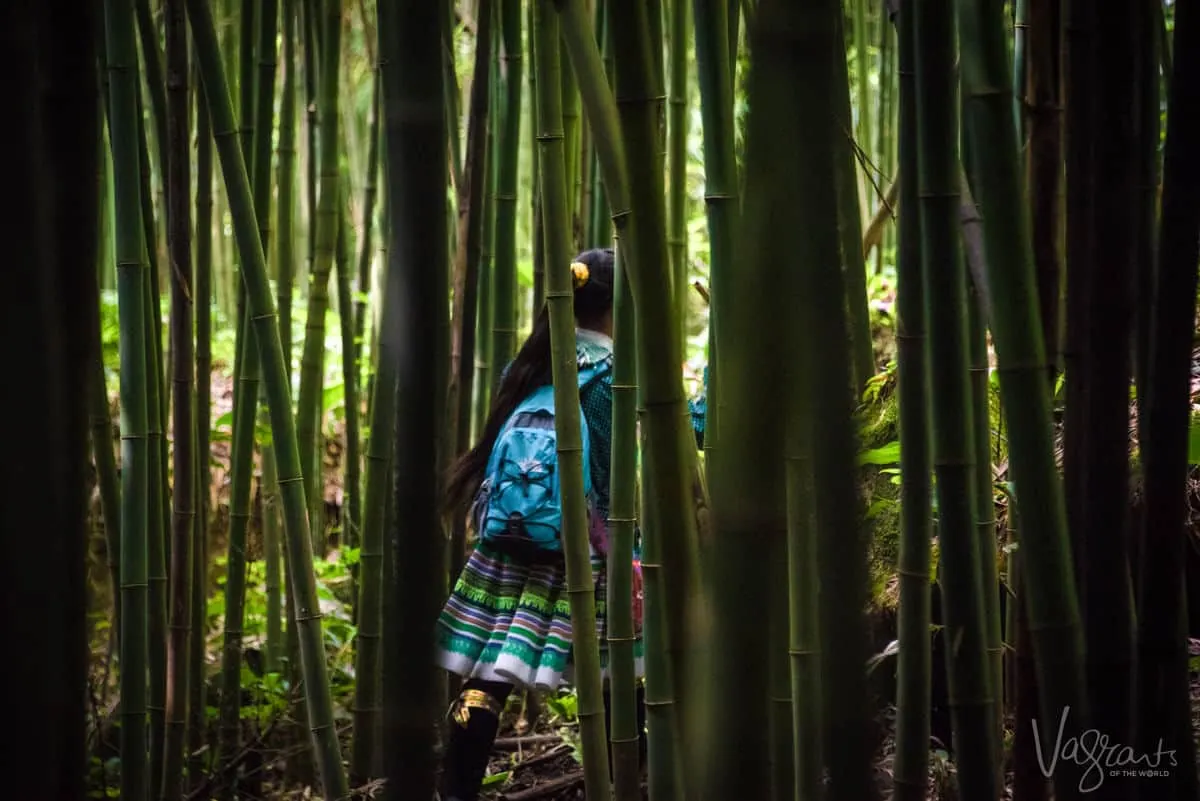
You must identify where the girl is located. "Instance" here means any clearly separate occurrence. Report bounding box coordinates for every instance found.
[435,248,646,801]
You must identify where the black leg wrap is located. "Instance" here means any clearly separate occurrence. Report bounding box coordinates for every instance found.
[439,680,512,801]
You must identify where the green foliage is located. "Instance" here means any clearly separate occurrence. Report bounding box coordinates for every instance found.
[209,549,360,718]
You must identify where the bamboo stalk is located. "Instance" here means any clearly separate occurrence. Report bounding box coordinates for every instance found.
[607,243,640,801]
[890,6,930,799]
[956,0,1090,793]
[104,0,151,795]
[377,0,447,796]
[533,6,610,798]
[161,0,195,795]
[187,0,350,794]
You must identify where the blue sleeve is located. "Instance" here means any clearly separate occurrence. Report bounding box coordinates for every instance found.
[580,370,614,520]
[688,365,708,449]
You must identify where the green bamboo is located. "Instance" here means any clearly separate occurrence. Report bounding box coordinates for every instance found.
[105,0,150,795]
[350,231,399,786]
[491,0,523,384]
[449,0,493,461]
[587,0,613,248]
[91,113,122,628]
[692,0,737,504]
[785,196,822,801]
[561,33,582,241]
[891,3,930,798]
[216,305,259,795]
[377,0,446,795]
[336,198,362,557]
[447,0,494,585]
[914,0,998,796]
[607,244,641,801]
[555,4,701,791]
[187,0,350,795]
[831,10,877,391]
[702,2,799,796]
[161,0,194,796]
[268,1,296,671]
[134,0,169,207]
[668,0,689,351]
[533,7,610,798]
[1136,0,1200,795]
[188,67,214,787]
[1012,0,1029,137]
[968,277,1003,784]
[253,0,278,254]
[602,0,703,743]
[851,0,871,204]
[761,2,876,795]
[295,0,343,540]
[956,0,1089,793]
[530,0,546,311]
[354,70,382,404]
[472,69,498,441]
[136,80,171,799]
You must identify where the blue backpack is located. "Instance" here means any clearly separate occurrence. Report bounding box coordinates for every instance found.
[475,365,603,555]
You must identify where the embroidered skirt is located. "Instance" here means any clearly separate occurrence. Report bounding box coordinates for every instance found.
[435,539,645,693]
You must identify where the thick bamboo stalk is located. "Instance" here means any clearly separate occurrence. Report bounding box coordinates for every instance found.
[700,2,794,795]
[914,0,999,796]
[161,0,195,796]
[187,0,350,794]
[8,5,96,797]
[607,243,641,801]
[1135,0,1200,798]
[1080,1,1139,795]
[336,197,362,555]
[533,6,610,798]
[554,5,700,795]
[350,235,399,785]
[377,0,447,797]
[104,0,151,795]
[890,6,930,799]
[762,2,878,794]
[956,0,1090,794]
[692,0,738,529]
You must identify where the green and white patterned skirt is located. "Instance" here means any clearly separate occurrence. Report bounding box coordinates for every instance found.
[435,539,645,693]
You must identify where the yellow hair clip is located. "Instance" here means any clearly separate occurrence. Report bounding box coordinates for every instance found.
[570,261,590,289]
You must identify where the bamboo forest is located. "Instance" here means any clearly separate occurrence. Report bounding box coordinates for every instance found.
[13,0,1200,798]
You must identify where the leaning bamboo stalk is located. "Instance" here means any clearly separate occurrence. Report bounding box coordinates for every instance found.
[186,1,350,795]
[554,5,698,795]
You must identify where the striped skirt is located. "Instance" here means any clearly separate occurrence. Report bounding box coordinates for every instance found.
[435,539,645,693]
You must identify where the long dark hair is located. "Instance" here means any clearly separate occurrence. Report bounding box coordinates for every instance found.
[443,247,616,514]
